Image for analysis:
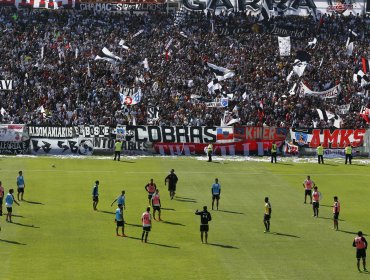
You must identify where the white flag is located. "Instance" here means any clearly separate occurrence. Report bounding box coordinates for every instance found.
[143,58,149,70]
[132,29,144,38]
[119,39,130,50]
[0,107,6,116]
[278,36,291,57]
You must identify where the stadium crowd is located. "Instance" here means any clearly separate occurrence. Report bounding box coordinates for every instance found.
[0,8,369,128]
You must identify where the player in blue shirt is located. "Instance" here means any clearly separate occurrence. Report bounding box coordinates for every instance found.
[111,190,125,209]
[92,180,99,211]
[115,204,126,237]
[5,189,20,223]
[17,170,26,201]
[211,178,221,210]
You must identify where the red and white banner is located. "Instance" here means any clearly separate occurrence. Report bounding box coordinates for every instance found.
[360,106,370,123]
[291,128,366,148]
[153,140,284,156]
[0,124,27,142]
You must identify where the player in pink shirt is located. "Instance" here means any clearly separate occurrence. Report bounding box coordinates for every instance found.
[141,207,152,243]
[152,189,162,221]
[302,175,315,204]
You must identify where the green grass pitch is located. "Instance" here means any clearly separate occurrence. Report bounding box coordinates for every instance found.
[0,156,369,280]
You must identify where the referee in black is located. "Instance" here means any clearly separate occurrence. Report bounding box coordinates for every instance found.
[165,169,178,200]
[195,206,212,244]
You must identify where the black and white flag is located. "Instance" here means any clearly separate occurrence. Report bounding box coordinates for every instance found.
[286,51,311,81]
[278,36,291,57]
[220,110,240,126]
[287,61,307,81]
[207,62,235,81]
[95,47,122,64]
[259,0,271,23]
[307,38,317,49]
[207,79,222,94]
[119,40,130,50]
[316,109,342,128]
[346,30,357,56]
[147,106,160,124]
[353,69,369,87]
[337,104,351,115]
[174,7,187,26]
[296,50,311,63]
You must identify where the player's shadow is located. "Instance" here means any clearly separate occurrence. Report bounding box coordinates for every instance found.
[162,221,185,226]
[208,243,239,249]
[161,208,176,211]
[278,162,293,166]
[126,236,179,248]
[317,216,344,221]
[174,199,197,203]
[174,196,197,203]
[12,222,40,228]
[22,200,45,205]
[338,230,368,236]
[0,238,26,245]
[176,196,196,200]
[126,223,142,228]
[217,210,244,215]
[119,161,136,163]
[272,232,300,238]
[99,210,115,215]
[12,214,25,218]
[319,204,332,208]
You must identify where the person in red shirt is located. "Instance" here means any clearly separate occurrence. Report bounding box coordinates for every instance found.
[353,231,368,272]
[145,179,157,206]
[333,196,340,231]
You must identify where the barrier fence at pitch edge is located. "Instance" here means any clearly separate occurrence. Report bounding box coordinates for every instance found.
[0,124,369,157]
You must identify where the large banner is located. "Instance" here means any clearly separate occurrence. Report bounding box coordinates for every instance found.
[28,125,112,138]
[153,140,284,156]
[298,83,341,99]
[290,128,366,148]
[0,140,29,155]
[28,126,76,138]
[77,2,166,11]
[30,138,94,155]
[115,126,288,155]
[0,124,27,142]
[270,24,306,39]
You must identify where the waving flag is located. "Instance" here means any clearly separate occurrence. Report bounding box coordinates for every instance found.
[216,127,233,141]
[95,47,122,64]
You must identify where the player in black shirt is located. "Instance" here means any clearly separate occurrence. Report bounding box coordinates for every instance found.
[165,169,178,200]
[195,206,212,243]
